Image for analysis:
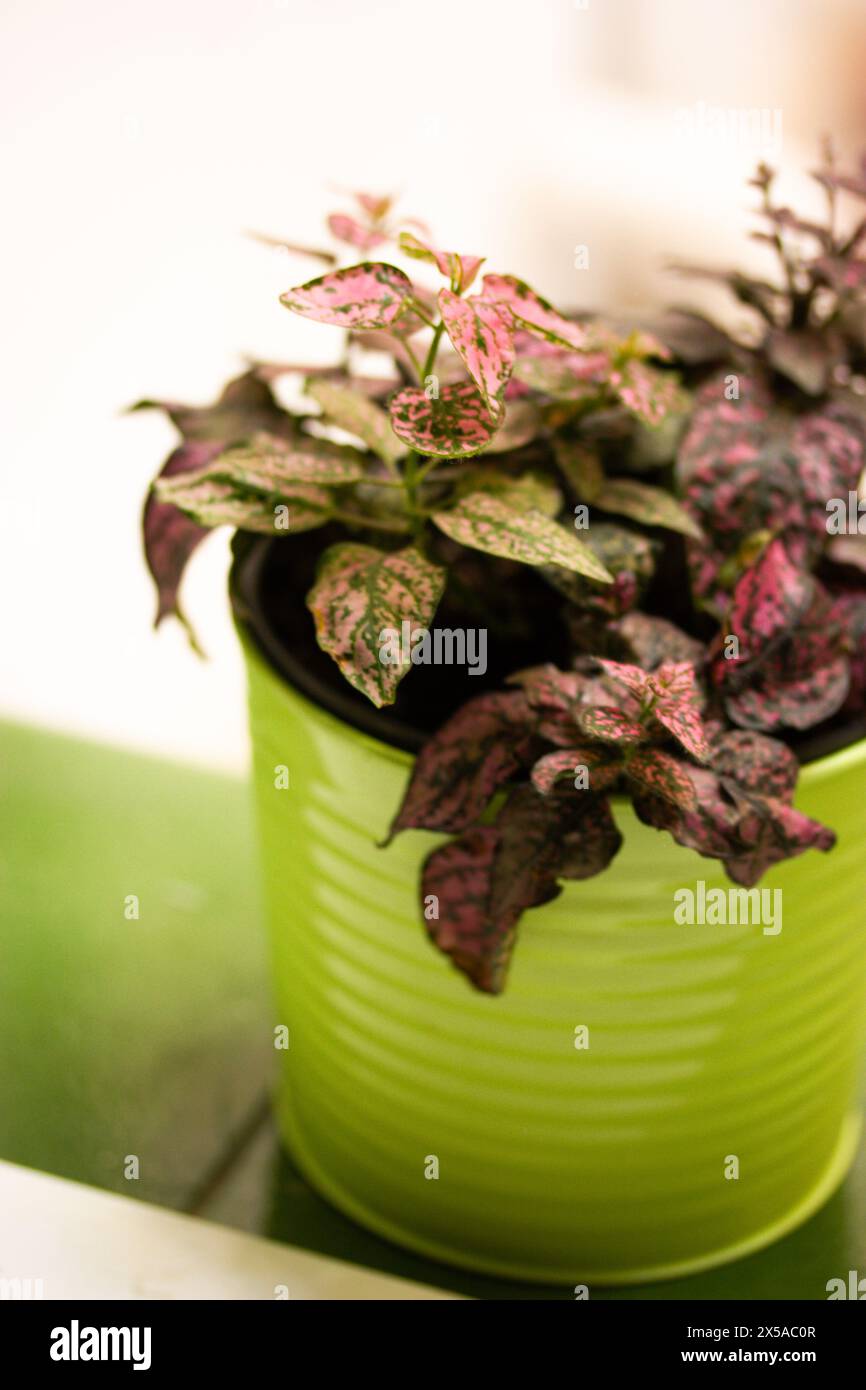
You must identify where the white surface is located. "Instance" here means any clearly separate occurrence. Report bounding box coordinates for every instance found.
[0,1160,458,1300]
[2,0,866,771]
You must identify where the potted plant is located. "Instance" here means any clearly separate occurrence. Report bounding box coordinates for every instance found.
[135,155,866,1285]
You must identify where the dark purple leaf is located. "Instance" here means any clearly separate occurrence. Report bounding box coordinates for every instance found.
[679,376,866,608]
[420,828,505,993]
[722,791,836,886]
[634,762,835,886]
[142,441,221,634]
[765,329,832,395]
[557,795,622,879]
[711,729,798,802]
[725,656,850,731]
[388,691,535,839]
[135,371,298,635]
[613,612,705,670]
[652,309,732,366]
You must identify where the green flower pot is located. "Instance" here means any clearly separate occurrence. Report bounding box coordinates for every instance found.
[238,621,866,1286]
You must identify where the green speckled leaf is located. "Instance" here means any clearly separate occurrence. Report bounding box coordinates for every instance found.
[553,439,605,500]
[483,399,543,453]
[155,474,331,534]
[593,477,703,539]
[513,352,609,399]
[453,468,562,517]
[305,378,406,465]
[306,542,446,706]
[209,431,366,489]
[432,491,612,581]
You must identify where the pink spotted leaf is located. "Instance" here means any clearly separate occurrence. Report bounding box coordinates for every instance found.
[531,747,622,796]
[609,360,688,427]
[389,382,498,458]
[479,274,587,351]
[595,658,653,704]
[625,747,698,809]
[576,704,646,744]
[421,787,567,994]
[281,262,413,329]
[647,662,710,761]
[327,214,388,252]
[438,288,515,418]
[679,376,866,607]
[398,232,484,293]
[722,540,815,667]
[354,191,394,221]
[508,663,586,714]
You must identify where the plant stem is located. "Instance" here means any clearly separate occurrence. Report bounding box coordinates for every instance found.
[423,320,446,380]
[401,337,423,379]
[331,507,410,535]
[401,451,426,542]
[822,134,838,248]
[407,298,436,329]
[415,455,446,485]
[761,179,798,313]
[392,317,449,545]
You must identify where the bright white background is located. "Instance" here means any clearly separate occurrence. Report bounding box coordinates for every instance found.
[2,0,866,770]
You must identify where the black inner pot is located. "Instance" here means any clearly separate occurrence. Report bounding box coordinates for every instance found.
[230,533,866,765]
[230,530,573,753]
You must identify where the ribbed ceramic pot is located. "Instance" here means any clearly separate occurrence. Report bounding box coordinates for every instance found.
[238,618,866,1286]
